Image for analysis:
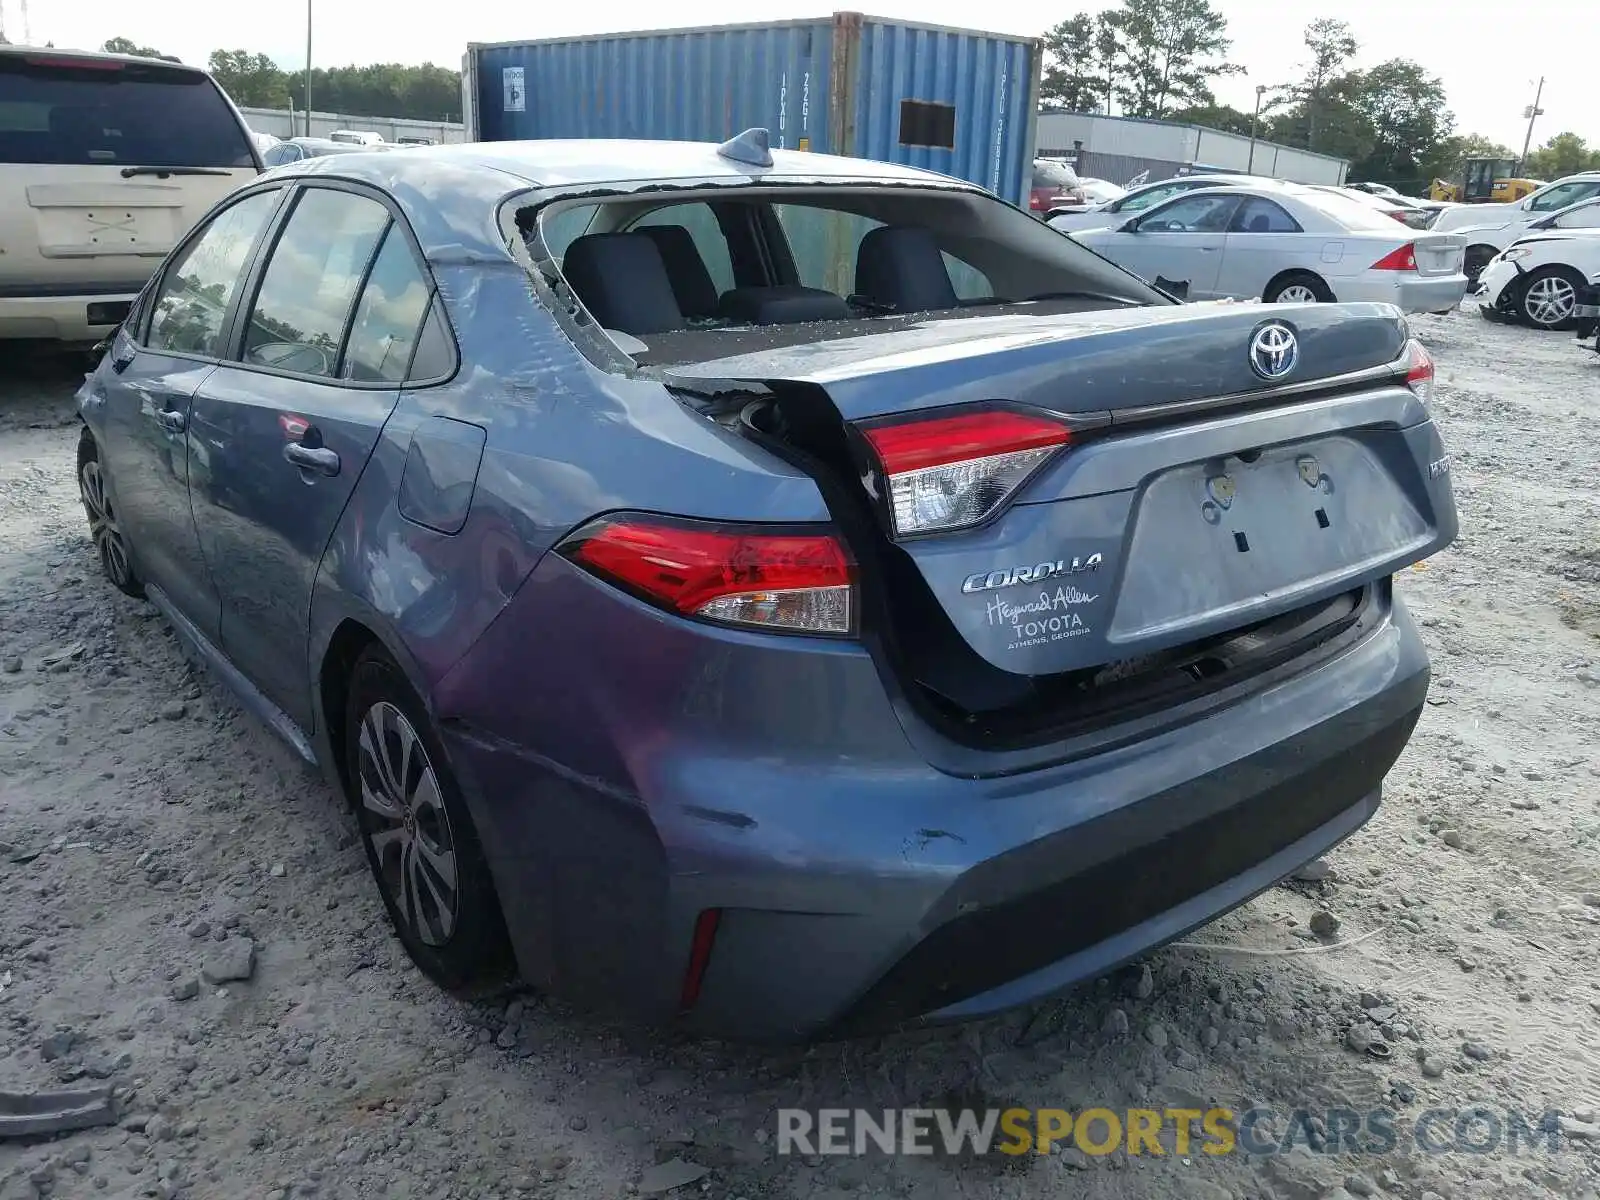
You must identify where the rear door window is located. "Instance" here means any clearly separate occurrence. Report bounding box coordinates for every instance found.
[0,54,255,167]
[146,189,280,358]
[240,188,390,377]
[1230,198,1301,233]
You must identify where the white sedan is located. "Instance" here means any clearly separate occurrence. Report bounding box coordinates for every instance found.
[1069,185,1468,313]
[1476,217,1600,329]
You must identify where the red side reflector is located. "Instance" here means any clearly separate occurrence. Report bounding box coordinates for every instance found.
[679,908,722,1011]
[862,410,1071,475]
[560,516,854,625]
[1371,244,1418,272]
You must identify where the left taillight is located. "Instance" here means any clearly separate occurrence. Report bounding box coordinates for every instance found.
[1371,243,1418,272]
[860,408,1073,537]
[557,515,856,636]
[1401,338,1434,407]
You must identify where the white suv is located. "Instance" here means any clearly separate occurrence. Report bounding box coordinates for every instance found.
[0,46,260,345]
[1432,172,1600,284]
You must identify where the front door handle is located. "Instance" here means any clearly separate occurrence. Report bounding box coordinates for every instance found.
[284,442,341,477]
[155,408,186,432]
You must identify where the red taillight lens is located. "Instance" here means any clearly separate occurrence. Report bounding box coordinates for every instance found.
[1402,338,1434,406]
[1371,244,1418,272]
[861,409,1071,537]
[1388,211,1409,223]
[559,515,855,635]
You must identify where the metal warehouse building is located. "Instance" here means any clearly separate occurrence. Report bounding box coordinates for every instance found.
[1036,111,1350,187]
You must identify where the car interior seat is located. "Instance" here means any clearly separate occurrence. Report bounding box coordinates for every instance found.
[560,233,686,337]
[854,225,959,314]
[634,225,721,319]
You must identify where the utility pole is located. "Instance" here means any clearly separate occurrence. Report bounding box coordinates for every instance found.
[1519,77,1545,174]
[1248,84,1267,174]
[303,0,313,137]
[19,0,29,44]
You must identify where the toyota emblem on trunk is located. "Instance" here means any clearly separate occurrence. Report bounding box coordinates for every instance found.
[1249,323,1299,380]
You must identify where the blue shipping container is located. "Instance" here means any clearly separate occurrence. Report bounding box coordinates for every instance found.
[462,13,1040,206]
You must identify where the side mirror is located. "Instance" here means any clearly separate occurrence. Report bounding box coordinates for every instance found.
[1120,219,1141,233]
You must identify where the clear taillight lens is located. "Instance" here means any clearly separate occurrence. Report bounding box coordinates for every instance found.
[1402,338,1435,407]
[558,515,855,636]
[860,409,1072,537]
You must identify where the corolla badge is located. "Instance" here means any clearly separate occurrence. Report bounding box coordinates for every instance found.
[1249,322,1299,380]
[961,554,1104,594]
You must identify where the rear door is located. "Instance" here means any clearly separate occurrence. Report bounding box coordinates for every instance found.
[187,183,437,728]
[94,187,286,639]
[0,51,259,329]
[1219,195,1307,299]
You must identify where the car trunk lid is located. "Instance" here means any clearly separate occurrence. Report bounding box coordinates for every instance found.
[670,301,1455,689]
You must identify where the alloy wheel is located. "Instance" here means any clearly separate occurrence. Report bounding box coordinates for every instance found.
[1523,275,1576,327]
[356,700,460,947]
[79,459,132,588]
[1276,284,1319,304]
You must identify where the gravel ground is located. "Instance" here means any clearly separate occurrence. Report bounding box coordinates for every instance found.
[0,311,1597,1200]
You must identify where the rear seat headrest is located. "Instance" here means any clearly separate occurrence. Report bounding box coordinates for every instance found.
[854,225,958,314]
[560,232,685,337]
[634,225,721,318]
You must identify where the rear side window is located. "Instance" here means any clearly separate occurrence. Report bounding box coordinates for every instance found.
[341,227,434,383]
[240,188,389,377]
[262,142,301,167]
[0,55,255,167]
[1230,198,1301,233]
[146,189,279,358]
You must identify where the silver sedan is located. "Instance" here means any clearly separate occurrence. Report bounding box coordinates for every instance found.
[1069,185,1468,313]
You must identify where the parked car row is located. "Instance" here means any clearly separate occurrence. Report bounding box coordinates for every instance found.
[1473,195,1600,331]
[1056,180,1468,314]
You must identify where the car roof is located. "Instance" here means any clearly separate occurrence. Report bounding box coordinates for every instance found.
[248,136,985,269]
[280,138,969,192]
[0,43,200,72]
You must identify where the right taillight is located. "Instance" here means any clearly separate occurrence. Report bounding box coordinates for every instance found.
[1371,244,1419,272]
[1401,338,1434,407]
[860,408,1073,537]
[557,514,855,636]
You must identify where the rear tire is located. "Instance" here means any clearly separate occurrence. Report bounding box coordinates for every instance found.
[76,429,143,598]
[344,648,512,992]
[1264,272,1334,305]
[1517,266,1584,330]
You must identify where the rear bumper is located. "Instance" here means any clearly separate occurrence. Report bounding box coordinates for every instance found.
[434,557,1432,1042]
[1337,273,1468,314]
[0,290,137,342]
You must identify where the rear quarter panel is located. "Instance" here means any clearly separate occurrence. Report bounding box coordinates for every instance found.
[308,260,834,733]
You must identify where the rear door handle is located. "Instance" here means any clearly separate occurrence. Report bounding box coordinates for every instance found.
[284,442,341,477]
[155,408,186,433]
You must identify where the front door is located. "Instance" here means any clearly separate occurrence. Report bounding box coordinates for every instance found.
[187,184,433,728]
[1118,192,1238,298]
[94,188,283,638]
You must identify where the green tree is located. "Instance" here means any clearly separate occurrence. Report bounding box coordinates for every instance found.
[1344,59,1453,182]
[1041,14,1108,113]
[102,37,168,59]
[208,50,293,108]
[1165,103,1256,137]
[1525,132,1600,178]
[1293,18,1358,152]
[1113,0,1240,119]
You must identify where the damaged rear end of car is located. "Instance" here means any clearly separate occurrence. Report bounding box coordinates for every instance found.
[465,160,1457,1038]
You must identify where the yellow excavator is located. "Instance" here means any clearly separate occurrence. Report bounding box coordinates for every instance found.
[1429,158,1541,203]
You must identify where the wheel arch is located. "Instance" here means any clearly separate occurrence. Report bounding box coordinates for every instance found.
[1262,268,1333,303]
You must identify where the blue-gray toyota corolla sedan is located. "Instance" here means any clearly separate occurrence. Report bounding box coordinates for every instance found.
[74,132,1458,1040]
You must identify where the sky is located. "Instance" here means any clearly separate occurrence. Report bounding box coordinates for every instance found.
[5,0,1593,153]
